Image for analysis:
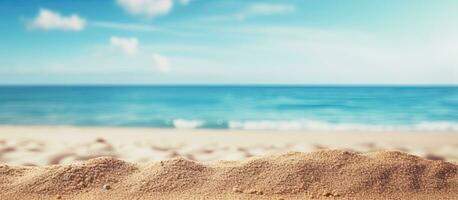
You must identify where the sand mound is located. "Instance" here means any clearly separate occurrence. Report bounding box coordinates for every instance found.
[1,150,457,199]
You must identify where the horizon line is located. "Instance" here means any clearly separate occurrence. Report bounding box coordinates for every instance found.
[0,83,456,87]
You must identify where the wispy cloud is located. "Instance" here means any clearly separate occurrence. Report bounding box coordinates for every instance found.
[110,36,139,56]
[91,21,159,32]
[238,3,296,20]
[202,3,296,22]
[26,8,85,31]
[24,7,191,36]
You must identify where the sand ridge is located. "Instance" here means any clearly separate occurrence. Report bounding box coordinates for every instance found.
[1,150,457,200]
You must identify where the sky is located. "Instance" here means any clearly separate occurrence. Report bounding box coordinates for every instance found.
[0,0,457,85]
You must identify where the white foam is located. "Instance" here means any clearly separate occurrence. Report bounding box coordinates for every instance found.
[173,119,204,129]
[228,120,458,132]
[229,120,303,131]
[413,122,458,132]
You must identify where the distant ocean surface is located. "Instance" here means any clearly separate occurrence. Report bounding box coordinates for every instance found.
[0,86,457,132]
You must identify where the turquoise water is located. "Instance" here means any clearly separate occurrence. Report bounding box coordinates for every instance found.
[0,86,457,131]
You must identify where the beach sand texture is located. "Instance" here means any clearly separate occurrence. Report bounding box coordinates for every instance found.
[1,126,458,199]
[1,150,457,200]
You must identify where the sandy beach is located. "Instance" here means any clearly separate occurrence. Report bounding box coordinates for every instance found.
[1,126,458,165]
[1,126,457,199]
[2,0,458,198]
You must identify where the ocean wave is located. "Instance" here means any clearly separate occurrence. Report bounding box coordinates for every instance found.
[172,119,205,129]
[228,120,458,132]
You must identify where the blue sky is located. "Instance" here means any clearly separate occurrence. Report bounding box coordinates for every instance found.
[0,0,457,84]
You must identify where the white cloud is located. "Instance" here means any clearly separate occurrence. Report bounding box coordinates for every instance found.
[27,8,85,31]
[152,53,170,72]
[116,0,191,18]
[110,36,139,56]
[116,0,173,18]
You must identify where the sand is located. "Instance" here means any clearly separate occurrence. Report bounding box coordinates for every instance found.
[1,126,458,199]
[1,126,458,166]
[1,150,457,199]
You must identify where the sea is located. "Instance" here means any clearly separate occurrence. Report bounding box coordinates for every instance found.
[0,86,457,132]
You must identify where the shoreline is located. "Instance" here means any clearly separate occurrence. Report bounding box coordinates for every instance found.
[1,121,457,132]
[2,124,457,133]
[1,125,457,147]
